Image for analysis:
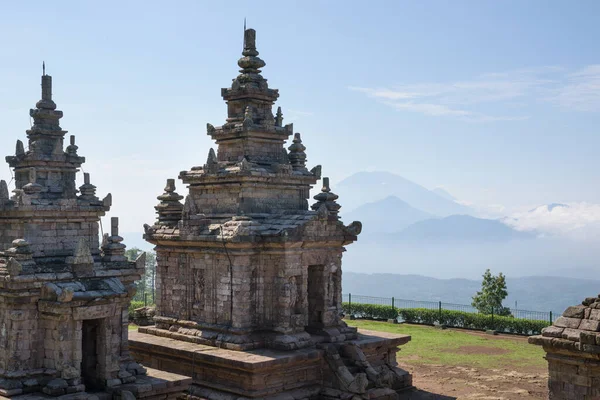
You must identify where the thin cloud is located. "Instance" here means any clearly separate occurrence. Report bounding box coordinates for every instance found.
[548,64,600,112]
[351,65,600,121]
[385,101,470,117]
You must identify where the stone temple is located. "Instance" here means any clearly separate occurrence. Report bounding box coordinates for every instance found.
[130,28,412,399]
[0,72,190,398]
[530,295,600,399]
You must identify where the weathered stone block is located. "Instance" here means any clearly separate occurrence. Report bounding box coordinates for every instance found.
[580,319,600,332]
[582,344,600,354]
[580,331,600,345]
[562,328,582,342]
[555,317,582,329]
[563,306,587,319]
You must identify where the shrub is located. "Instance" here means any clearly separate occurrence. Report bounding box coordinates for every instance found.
[128,300,145,317]
[341,302,550,336]
[344,302,399,320]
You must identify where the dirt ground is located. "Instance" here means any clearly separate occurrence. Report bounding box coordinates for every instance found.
[397,363,548,400]
[397,331,548,400]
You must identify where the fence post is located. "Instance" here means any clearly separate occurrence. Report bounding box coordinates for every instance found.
[438,301,442,322]
[349,293,352,315]
[392,297,395,310]
[144,292,147,307]
[549,311,553,324]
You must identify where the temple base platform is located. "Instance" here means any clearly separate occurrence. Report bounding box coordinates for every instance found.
[129,328,412,400]
[1,368,191,400]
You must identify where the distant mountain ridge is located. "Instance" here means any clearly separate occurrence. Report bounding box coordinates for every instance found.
[337,171,472,216]
[393,215,534,242]
[342,272,600,314]
[343,196,432,233]
[432,187,456,201]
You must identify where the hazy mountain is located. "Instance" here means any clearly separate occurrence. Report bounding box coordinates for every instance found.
[342,272,600,314]
[336,171,472,216]
[432,187,456,201]
[344,232,600,280]
[393,215,534,242]
[342,196,432,233]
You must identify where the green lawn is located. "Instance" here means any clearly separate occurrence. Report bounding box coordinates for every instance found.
[347,320,546,369]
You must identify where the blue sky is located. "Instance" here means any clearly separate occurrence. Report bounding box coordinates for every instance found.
[1,1,599,233]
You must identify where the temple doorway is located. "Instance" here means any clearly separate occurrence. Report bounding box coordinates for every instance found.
[307,265,325,328]
[81,319,102,391]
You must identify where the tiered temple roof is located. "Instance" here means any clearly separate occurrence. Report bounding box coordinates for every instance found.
[0,70,191,398]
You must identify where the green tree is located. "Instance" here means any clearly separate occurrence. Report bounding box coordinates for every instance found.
[471,269,511,316]
[124,247,157,305]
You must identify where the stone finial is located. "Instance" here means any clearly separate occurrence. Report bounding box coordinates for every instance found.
[275,107,283,127]
[111,217,119,236]
[207,148,217,164]
[207,123,216,135]
[0,180,9,200]
[311,177,341,217]
[237,28,266,74]
[155,179,184,227]
[79,173,98,201]
[15,140,25,157]
[66,135,78,155]
[100,193,112,213]
[205,148,219,173]
[310,165,322,179]
[22,167,43,195]
[243,28,257,56]
[36,73,57,110]
[288,133,307,170]
[102,217,127,262]
[243,106,253,128]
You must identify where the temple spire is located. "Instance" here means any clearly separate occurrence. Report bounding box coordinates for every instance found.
[242,28,258,57]
[238,28,265,74]
[36,67,56,110]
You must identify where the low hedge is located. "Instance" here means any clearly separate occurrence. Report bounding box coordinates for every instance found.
[342,302,550,336]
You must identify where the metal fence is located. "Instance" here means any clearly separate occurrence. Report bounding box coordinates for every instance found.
[342,293,556,323]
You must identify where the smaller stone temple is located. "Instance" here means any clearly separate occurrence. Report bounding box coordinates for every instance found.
[530,295,600,399]
[130,28,412,400]
[0,70,190,399]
